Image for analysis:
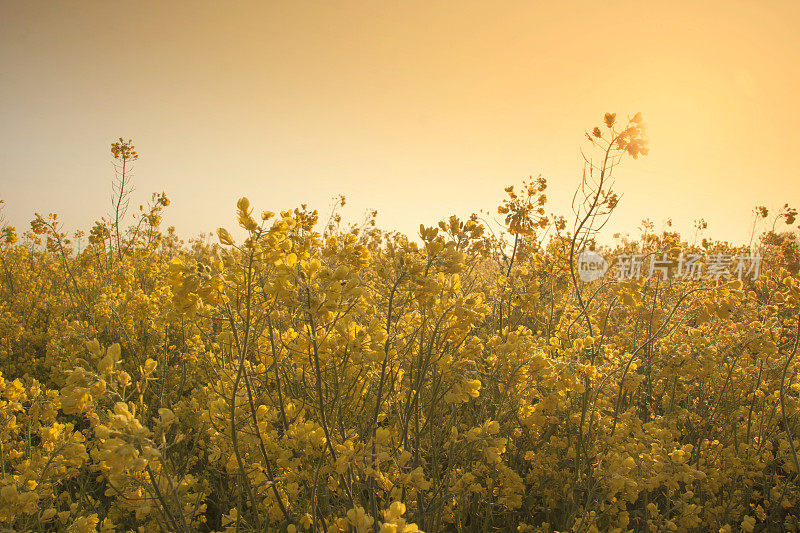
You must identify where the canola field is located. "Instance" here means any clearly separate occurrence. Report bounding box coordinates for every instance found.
[1,115,800,532]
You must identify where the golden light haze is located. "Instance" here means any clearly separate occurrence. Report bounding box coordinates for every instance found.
[1,0,798,243]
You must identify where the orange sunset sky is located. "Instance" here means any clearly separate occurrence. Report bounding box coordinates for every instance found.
[1,0,798,243]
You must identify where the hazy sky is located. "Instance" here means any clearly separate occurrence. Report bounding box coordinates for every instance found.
[1,0,799,244]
